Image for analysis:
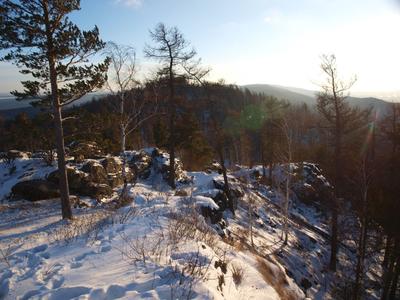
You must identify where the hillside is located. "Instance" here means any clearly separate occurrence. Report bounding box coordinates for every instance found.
[0,149,383,299]
[244,84,391,114]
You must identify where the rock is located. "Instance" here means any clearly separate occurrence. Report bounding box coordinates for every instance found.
[81,161,108,184]
[79,182,112,199]
[291,162,333,205]
[129,148,192,185]
[47,167,88,190]
[11,179,60,201]
[129,150,152,180]
[205,161,223,174]
[107,174,124,188]
[102,157,122,174]
[211,190,229,211]
[300,278,312,291]
[175,189,189,197]
[7,150,31,159]
[68,141,104,159]
[213,179,243,209]
[200,206,223,224]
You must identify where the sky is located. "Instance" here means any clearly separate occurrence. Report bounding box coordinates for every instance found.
[1,0,400,98]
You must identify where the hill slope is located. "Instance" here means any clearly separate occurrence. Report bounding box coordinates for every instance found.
[244,84,391,114]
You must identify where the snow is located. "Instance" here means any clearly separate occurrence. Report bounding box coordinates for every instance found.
[193,196,219,210]
[0,156,382,299]
[0,159,291,300]
[0,158,57,201]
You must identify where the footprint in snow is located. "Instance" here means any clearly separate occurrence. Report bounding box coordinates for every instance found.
[32,244,48,253]
[100,244,112,253]
[70,261,83,269]
[47,275,65,289]
[69,250,96,269]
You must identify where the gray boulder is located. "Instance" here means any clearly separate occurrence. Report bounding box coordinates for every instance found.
[102,157,122,174]
[12,179,60,201]
[68,141,104,160]
[129,150,152,180]
[81,161,108,184]
[47,167,88,190]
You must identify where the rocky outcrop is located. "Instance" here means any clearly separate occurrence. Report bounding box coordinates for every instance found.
[6,150,31,159]
[47,164,112,199]
[81,161,108,184]
[129,150,152,180]
[67,141,104,160]
[11,179,60,201]
[47,167,88,190]
[129,148,192,184]
[101,157,122,174]
[291,163,333,205]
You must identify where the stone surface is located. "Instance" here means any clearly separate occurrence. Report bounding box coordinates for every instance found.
[11,179,60,201]
[102,157,122,174]
[68,141,104,160]
[81,161,108,184]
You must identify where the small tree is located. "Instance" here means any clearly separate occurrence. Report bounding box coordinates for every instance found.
[0,0,109,219]
[144,23,197,189]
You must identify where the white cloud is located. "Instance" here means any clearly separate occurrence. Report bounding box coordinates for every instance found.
[115,0,142,8]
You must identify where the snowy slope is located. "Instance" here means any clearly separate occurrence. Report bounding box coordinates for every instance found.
[0,156,382,299]
[0,157,303,300]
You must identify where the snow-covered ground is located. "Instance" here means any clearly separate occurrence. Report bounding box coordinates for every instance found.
[0,157,304,300]
[0,156,382,299]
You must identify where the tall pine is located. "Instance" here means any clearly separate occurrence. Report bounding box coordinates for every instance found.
[0,0,110,219]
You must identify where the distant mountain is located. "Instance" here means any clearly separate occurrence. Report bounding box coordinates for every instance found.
[243,84,392,115]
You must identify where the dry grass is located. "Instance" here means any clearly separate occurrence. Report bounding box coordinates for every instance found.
[230,263,245,287]
[256,256,299,300]
[49,209,112,244]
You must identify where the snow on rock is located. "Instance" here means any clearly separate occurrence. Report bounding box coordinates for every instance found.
[193,195,219,210]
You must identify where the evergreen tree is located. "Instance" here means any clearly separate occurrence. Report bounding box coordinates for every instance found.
[0,0,110,219]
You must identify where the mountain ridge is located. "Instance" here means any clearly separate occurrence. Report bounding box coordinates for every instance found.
[243,84,391,114]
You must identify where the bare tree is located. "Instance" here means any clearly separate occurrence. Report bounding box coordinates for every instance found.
[144,23,197,189]
[105,42,159,195]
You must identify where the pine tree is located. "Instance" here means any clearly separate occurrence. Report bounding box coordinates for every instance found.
[0,0,110,219]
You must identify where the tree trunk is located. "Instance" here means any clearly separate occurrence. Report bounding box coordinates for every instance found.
[168,110,176,189]
[329,197,338,271]
[167,59,176,189]
[44,1,72,220]
[120,94,128,187]
[353,215,368,299]
[384,236,393,270]
[218,147,234,214]
[382,239,399,300]
[389,255,400,299]
[283,166,290,245]
[353,169,369,300]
